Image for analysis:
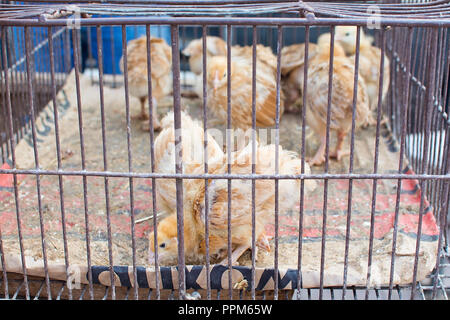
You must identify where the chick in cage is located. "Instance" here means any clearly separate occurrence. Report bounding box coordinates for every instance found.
[182,35,285,131]
[280,42,319,112]
[147,112,316,266]
[1,6,446,296]
[334,26,391,127]
[119,35,172,132]
[160,27,392,167]
[300,33,371,166]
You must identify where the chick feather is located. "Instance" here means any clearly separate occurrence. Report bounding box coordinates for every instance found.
[280,43,319,112]
[196,140,316,263]
[149,111,225,265]
[183,36,285,127]
[119,35,172,131]
[305,33,371,166]
[182,36,227,99]
[148,113,316,265]
[206,54,284,131]
[153,111,224,216]
[182,36,227,75]
[334,26,391,125]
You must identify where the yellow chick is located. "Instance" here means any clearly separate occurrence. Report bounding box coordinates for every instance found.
[335,26,391,126]
[182,36,227,75]
[206,54,284,131]
[148,112,316,265]
[119,36,172,131]
[305,33,371,166]
[280,43,319,112]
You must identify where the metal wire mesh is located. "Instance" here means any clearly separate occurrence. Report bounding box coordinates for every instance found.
[0,0,449,300]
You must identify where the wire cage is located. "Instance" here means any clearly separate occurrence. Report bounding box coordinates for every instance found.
[0,0,449,300]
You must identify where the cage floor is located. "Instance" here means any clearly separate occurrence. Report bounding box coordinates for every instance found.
[0,71,440,290]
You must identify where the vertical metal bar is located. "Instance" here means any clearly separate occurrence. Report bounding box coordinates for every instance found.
[273,25,282,300]
[429,28,445,172]
[297,24,310,296]
[201,24,211,301]
[77,27,82,74]
[170,24,186,300]
[387,27,397,135]
[7,27,20,146]
[21,26,31,139]
[44,27,52,107]
[0,214,7,298]
[415,28,431,174]
[0,32,8,294]
[365,28,386,300]
[54,26,63,88]
[110,26,117,87]
[388,27,413,301]
[64,27,71,75]
[121,25,139,300]
[438,44,450,250]
[25,26,52,301]
[145,24,160,300]
[430,28,447,217]
[0,27,10,299]
[431,148,449,299]
[442,46,450,124]
[4,32,12,158]
[6,27,16,145]
[319,26,335,300]
[251,24,257,301]
[72,27,94,300]
[0,29,9,164]
[96,25,116,300]
[410,27,439,300]
[2,25,30,300]
[226,23,232,300]
[48,25,73,300]
[389,27,399,139]
[441,127,449,250]
[342,25,361,300]
[87,26,94,82]
[0,29,7,289]
[36,27,45,110]
[411,28,423,172]
[406,27,419,163]
[181,26,186,87]
[0,72,7,163]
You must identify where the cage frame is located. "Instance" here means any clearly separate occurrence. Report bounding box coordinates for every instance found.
[0,1,449,300]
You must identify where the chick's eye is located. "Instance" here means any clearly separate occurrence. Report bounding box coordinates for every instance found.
[159,243,166,248]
